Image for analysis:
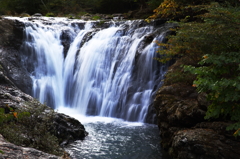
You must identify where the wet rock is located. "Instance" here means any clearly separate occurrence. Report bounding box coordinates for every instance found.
[0,18,32,94]
[60,30,73,58]
[52,113,88,146]
[143,35,154,43]
[81,14,92,21]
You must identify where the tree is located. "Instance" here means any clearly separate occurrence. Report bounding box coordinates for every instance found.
[0,0,42,14]
[155,1,240,135]
[184,4,240,136]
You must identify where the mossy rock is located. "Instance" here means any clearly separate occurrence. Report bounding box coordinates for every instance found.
[20,13,30,17]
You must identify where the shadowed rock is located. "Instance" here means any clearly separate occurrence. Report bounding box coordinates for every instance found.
[0,134,60,159]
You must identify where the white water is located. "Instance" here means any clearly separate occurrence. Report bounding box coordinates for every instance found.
[12,17,169,122]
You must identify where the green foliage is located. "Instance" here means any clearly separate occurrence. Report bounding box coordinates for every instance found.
[0,150,4,154]
[148,0,182,20]
[152,1,240,135]
[0,101,62,155]
[146,0,210,21]
[0,106,20,124]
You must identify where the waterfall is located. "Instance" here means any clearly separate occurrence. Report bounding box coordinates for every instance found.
[16,17,171,122]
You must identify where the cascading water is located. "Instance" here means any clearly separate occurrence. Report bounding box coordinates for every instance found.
[6,17,173,158]
[18,17,170,123]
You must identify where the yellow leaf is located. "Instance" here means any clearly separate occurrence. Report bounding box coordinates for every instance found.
[203,55,208,59]
[233,128,240,136]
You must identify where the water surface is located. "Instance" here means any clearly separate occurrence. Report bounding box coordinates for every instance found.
[58,107,165,159]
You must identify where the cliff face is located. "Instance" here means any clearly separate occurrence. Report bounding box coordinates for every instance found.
[154,58,240,159]
[0,18,33,94]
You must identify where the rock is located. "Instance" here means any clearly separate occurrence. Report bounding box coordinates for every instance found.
[32,13,42,17]
[171,128,240,159]
[0,54,87,156]
[104,15,113,20]
[112,14,124,20]
[144,35,154,43]
[52,113,88,146]
[20,13,31,17]
[60,30,73,58]
[0,83,88,146]
[0,18,33,94]
[0,134,60,159]
[154,57,240,158]
[67,14,76,19]
[81,14,92,21]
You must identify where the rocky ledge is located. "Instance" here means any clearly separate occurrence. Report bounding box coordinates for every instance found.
[0,134,62,159]
[154,58,240,159]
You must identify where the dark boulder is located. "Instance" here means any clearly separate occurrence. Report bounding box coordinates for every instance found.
[172,128,240,159]
[52,113,88,146]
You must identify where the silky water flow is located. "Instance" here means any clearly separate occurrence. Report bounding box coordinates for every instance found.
[9,17,172,159]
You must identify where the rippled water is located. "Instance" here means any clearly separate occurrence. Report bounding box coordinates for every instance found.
[58,107,166,159]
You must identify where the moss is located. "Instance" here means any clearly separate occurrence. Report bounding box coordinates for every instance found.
[20,13,30,17]
[96,20,106,27]
[92,15,101,20]
[45,12,55,17]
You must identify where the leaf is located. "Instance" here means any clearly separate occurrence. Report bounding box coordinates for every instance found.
[233,129,240,136]
[13,112,18,118]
